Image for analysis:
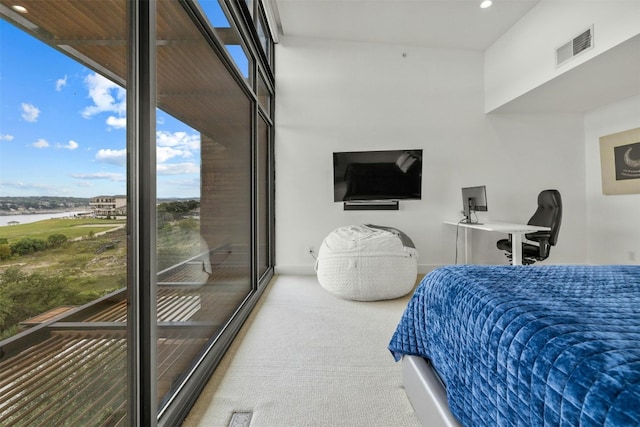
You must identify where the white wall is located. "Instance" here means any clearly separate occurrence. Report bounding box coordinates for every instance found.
[584,95,640,264]
[485,0,640,112]
[274,36,587,274]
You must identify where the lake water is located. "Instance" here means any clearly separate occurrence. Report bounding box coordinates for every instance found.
[0,212,90,227]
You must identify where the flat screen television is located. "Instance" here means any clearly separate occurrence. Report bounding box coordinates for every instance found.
[333,149,422,202]
[461,185,488,223]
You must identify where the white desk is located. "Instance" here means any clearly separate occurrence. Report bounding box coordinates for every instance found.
[444,220,551,265]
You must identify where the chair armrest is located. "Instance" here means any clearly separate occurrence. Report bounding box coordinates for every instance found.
[538,240,550,257]
[526,231,551,242]
[523,238,551,259]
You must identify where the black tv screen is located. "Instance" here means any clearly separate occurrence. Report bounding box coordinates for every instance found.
[333,149,422,202]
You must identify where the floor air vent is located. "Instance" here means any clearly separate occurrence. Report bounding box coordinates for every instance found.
[556,26,594,67]
[229,411,252,427]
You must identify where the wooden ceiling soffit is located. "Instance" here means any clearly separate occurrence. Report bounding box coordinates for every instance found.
[1,0,249,143]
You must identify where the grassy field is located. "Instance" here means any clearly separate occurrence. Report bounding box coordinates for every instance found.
[0,213,200,339]
[0,218,127,290]
[0,220,127,338]
[0,217,199,288]
[0,217,125,243]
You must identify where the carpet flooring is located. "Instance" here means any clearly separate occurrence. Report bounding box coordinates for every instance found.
[182,274,421,427]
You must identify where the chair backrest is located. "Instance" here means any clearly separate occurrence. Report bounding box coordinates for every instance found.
[527,189,562,246]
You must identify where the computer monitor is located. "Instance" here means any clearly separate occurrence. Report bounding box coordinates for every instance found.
[461,185,487,223]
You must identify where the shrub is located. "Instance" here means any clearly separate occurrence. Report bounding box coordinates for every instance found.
[0,244,11,260]
[0,267,97,336]
[0,291,13,327]
[10,237,47,255]
[47,233,68,248]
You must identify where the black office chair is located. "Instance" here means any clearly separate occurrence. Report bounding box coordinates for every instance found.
[496,189,562,265]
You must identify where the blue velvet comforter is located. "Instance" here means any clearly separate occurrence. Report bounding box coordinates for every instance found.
[388,265,640,426]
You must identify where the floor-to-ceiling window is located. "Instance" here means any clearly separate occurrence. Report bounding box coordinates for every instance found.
[154,0,254,418]
[0,0,274,425]
[0,1,131,424]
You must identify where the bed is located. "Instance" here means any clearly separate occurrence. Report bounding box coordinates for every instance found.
[388,265,640,426]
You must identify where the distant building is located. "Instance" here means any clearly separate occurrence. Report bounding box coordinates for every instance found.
[90,195,126,217]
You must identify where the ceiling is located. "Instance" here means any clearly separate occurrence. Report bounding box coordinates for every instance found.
[269,0,640,113]
[270,0,541,51]
[491,33,640,113]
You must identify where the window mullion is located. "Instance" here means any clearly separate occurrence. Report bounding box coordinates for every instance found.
[127,1,158,426]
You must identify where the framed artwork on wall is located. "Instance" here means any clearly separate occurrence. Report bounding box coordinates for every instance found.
[599,127,640,195]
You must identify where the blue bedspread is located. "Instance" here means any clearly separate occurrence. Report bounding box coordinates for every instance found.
[388,265,640,426]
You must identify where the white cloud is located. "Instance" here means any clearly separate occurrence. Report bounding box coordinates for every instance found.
[106,116,126,129]
[157,131,200,150]
[71,172,126,181]
[21,103,40,122]
[95,148,126,166]
[155,131,200,162]
[56,75,68,91]
[157,162,200,175]
[157,146,192,163]
[0,134,14,141]
[63,140,79,150]
[91,130,199,178]
[32,138,49,148]
[0,180,58,192]
[81,73,126,119]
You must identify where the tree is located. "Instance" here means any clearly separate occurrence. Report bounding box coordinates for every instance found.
[158,200,200,221]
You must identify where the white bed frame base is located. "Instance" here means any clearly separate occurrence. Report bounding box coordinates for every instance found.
[402,355,462,427]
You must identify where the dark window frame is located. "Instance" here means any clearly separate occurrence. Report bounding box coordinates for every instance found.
[0,0,275,424]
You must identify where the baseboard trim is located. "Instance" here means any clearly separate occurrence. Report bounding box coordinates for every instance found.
[275,263,442,276]
[274,265,316,275]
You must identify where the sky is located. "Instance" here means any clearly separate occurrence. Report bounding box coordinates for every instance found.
[0,2,239,200]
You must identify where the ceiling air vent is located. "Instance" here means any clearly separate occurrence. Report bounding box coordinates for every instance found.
[556,26,594,67]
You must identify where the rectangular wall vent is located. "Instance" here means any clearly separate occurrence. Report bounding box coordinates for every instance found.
[556,26,594,67]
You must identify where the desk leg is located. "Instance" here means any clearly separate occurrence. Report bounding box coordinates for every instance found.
[511,234,523,265]
[464,228,470,264]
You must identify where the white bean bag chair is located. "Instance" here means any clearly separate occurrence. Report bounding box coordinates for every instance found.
[315,224,418,301]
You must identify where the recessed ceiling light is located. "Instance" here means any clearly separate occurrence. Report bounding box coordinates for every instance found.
[480,0,493,8]
[11,4,28,13]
